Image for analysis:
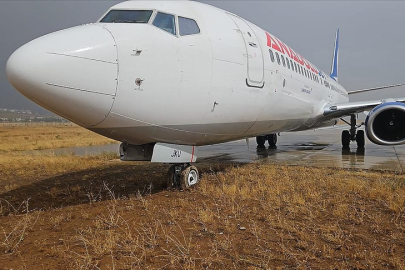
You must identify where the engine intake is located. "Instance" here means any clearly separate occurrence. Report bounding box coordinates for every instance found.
[365,102,405,145]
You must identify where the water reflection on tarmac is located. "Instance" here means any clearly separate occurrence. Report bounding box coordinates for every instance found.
[31,128,405,172]
[199,128,405,173]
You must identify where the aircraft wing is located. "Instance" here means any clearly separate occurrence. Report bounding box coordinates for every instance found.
[347,83,405,95]
[322,97,405,119]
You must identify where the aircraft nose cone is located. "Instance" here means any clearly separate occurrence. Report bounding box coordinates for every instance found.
[6,24,118,127]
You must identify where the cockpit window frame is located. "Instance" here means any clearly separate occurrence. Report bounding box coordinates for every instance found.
[98,9,155,24]
[152,11,178,36]
[97,9,202,39]
[178,16,201,37]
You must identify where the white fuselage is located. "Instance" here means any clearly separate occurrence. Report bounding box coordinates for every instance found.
[6,1,349,146]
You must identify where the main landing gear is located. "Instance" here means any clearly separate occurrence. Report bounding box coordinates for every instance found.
[341,114,365,149]
[256,134,277,147]
[167,163,199,190]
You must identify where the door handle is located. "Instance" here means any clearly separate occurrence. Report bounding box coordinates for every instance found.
[249,42,257,47]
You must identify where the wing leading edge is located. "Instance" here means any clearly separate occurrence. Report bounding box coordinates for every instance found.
[348,83,405,95]
[322,97,405,119]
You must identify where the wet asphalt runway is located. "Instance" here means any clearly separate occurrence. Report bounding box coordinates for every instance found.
[198,127,405,172]
[33,127,405,172]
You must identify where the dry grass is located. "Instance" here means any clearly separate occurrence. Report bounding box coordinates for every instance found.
[1,161,405,269]
[0,152,119,194]
[0,124,116,152]
[1,125,405,269]
[0,123,118,194]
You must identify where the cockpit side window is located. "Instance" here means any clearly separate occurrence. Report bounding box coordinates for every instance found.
[100,10,153,23]
[153,12,176,35]
[179,17,200,36]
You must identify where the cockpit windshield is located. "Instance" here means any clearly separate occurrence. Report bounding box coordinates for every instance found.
[100,10,153,23]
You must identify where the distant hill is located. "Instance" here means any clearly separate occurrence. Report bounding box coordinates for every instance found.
[0,108,68,123]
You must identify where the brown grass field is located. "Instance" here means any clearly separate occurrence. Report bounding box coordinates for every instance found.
[0,124,116,152]
[0,124,405,269]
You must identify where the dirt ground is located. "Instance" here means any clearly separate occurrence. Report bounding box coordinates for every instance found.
[1,125,405,269]
[1,161,405,270]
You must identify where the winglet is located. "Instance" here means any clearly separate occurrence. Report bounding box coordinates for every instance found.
[330,28,339,82]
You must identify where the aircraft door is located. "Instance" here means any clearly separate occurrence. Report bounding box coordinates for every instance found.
[228,14,264,88]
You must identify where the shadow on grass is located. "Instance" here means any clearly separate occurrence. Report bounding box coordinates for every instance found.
[0,163,171,215]
[0,162,241,215]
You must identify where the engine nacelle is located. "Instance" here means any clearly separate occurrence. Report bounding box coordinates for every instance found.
[365,102,405,145]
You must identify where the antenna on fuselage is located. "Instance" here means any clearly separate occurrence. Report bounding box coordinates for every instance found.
[330,28,339,82]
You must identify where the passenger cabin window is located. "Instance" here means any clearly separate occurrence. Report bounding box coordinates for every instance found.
[269,49,275,62]
[281,55,286,67]
[153,12,176,35]
[179,17,200,36]
[286,58,290,69]
[275,52,281,65]
[290,60,294,71]
[100,10,153,23]
[294,63,298,73]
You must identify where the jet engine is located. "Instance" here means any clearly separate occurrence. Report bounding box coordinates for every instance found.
[365,102,405,145]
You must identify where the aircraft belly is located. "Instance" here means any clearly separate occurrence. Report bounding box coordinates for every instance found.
[90,118,319,146]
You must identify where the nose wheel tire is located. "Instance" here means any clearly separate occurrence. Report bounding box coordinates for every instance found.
[166,166,177,189]
[167,164,199,190]
[180,165,199,190]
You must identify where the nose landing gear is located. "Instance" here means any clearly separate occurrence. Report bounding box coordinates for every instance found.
[167,164,199,190]
[341,114,365,149]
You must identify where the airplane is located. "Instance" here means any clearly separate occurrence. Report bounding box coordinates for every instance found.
[6,1,405,189]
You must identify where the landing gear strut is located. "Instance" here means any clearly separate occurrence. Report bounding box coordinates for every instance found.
[167,164,199,190]
[341,114,365,149]
[256,134,277,147]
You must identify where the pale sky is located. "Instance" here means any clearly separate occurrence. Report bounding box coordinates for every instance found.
[1,1,404,112]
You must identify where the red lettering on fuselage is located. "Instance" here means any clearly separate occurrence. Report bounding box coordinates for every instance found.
[266,32,282,53]
[303,58,312,70]
[274,37,292,58]
[295,51,305,66]
[266,32,319,74]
